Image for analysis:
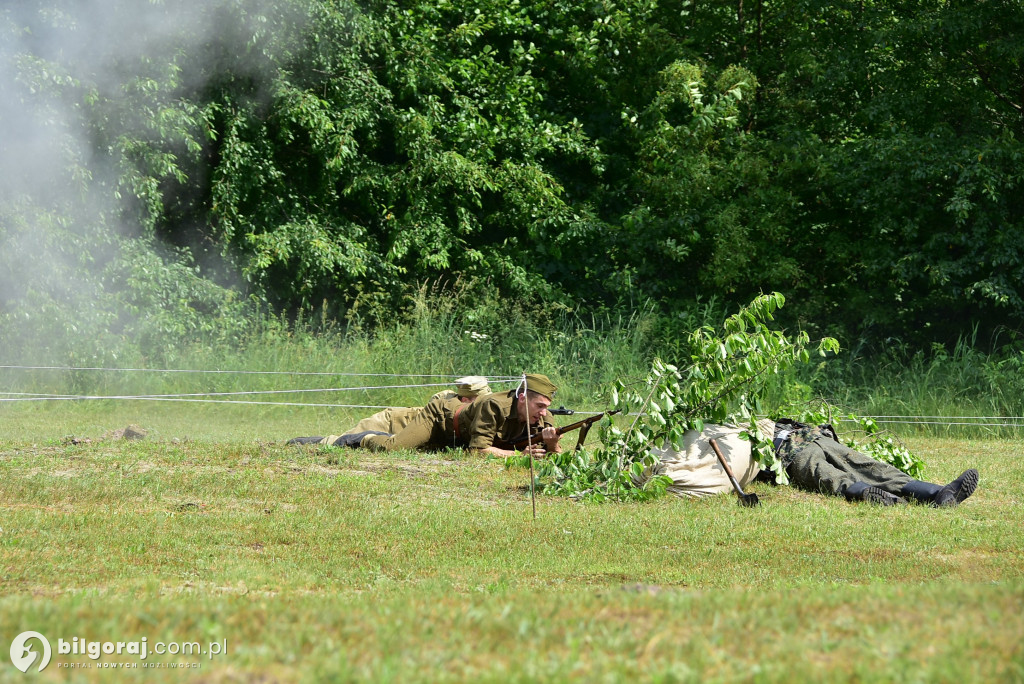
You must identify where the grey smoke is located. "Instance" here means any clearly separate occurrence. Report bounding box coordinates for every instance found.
[0,0,299,359]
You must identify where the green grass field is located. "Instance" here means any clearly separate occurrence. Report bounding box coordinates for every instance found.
[1,402,1022,682]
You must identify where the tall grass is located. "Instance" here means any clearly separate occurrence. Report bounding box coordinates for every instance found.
[812,332,1024,438]
[2,287,1023,441]
[0,286,680,442]
[1,285,679,406]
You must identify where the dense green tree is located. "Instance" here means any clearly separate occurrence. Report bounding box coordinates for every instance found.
[2,0,1022,360]
[738,0,1024,344]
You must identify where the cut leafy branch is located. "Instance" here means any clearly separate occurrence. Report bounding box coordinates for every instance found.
[521,292,925,500]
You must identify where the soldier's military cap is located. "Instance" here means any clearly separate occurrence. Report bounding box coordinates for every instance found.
[455,376,491,397]
[524,374,557,400]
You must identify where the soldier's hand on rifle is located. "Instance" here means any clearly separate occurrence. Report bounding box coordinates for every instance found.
[539,426,561,454]
[519,427,560,457]
[521,443,544,458]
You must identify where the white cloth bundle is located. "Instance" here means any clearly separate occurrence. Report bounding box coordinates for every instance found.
[642,420,775,498]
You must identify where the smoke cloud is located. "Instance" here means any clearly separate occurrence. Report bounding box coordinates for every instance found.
[0,0,300,361]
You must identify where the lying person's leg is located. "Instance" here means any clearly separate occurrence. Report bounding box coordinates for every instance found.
[900,469,979,507]
[784,432,912,505]
[784,429,979,507]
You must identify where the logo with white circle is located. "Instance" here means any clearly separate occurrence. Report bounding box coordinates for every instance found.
[9,632,51,673]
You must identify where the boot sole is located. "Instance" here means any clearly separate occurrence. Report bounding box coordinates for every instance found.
[954,468,979,504]
[935,468,979,507]
[863,486,904,506]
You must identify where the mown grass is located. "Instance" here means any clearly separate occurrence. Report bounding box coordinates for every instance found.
[2,300,1024,682]
[1,408,1022,683]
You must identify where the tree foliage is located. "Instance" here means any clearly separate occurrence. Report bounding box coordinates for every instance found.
[528,293,925,501]
[603,292,838,486]
[2,0,1023,357]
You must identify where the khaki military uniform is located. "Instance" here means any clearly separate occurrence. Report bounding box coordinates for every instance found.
[361,390,554,452]
[339,391,458,437]
[359,394,466,451]
[457,391,555,450]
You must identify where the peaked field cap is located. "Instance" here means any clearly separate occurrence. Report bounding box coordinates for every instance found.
[455,375,491,397]
[524,373,557,399]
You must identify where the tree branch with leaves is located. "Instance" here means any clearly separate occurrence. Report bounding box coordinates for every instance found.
[523,292,924,500]
[604,292,838,485]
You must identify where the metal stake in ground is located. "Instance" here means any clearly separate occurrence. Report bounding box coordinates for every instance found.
[519,373,537,520]
[709,438,760,507]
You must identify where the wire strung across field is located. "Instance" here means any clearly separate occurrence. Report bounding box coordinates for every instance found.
[859,418,1024,427]
[2,365,1023,427]
[0,364,523,379]
[1,383,488,400]
[0,366,527,411]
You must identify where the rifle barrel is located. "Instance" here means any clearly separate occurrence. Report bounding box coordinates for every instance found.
[507,409,620,451]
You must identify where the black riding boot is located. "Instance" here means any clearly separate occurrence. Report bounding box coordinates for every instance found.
[900,469,978,507]
[287,436,324,445]
[844,482,904,506]
[331,431,390,447]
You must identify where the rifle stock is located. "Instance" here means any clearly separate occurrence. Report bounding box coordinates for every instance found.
[502,409,621,452]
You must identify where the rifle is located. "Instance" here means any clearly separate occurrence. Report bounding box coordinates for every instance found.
[500,409,621,452]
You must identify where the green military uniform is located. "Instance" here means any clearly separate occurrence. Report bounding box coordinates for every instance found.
[360,374,557,452]
[778,423,913,497]
[777,422,979,506]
